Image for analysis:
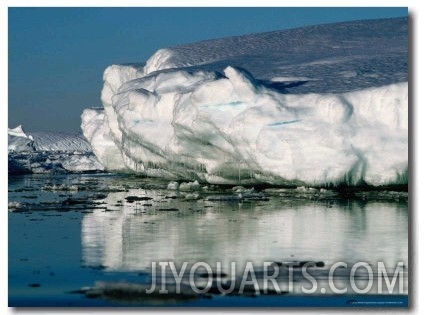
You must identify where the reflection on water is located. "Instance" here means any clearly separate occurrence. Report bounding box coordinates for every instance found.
[8,174,408,304]
[81,188,408,274]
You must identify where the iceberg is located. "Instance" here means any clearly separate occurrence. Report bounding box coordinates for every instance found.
[8,126,104,174]
[8,125,35,152]
[81,17,408,186]
[8,125,93,153]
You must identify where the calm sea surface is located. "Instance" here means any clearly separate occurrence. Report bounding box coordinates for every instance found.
[8,174,408,307]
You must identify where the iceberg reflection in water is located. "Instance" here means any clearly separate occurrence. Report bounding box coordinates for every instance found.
[81,187,408,295]
[8,174,408,305]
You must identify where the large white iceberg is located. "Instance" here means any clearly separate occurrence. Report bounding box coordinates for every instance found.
[81,17,408,186]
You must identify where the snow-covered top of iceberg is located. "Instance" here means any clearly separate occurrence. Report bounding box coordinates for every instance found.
[143,17,408,92]
[8,125,35,152]
[8,125,33,139]
[82,18,408,187]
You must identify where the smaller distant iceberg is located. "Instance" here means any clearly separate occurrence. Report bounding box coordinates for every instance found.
[8,125,104,174]
[8,125,35,152]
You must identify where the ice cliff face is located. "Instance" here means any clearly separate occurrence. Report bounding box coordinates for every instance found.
[81,17,408,186]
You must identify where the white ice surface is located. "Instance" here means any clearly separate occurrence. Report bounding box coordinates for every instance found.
[8,125,33,139]
[81,17,408,186]
[81,108,127,171]
[30,132,93,152]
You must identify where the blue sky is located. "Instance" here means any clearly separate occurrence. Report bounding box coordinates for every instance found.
[8,7,407,132]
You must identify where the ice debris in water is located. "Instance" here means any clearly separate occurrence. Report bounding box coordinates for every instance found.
[183,193,200,200]
[295,186,319,193]
[41,184,79,192]
[179,181,201,192]
[232,186,256,194]
[167,181,179,190]
[8,201,23,211]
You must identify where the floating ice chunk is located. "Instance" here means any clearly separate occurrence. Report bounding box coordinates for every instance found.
[183,193,200,200]
[8,201,23,211]
[179,181,201,192]
[296,186,318,193]
[167,181,179,190]
[60,154,104,172]
[232,186,256,194]
[41,184,79,192]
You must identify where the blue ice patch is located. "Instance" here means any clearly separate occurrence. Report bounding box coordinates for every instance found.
[267,119,301,127]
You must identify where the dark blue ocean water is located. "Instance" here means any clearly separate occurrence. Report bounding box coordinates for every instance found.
[8,173,408,307]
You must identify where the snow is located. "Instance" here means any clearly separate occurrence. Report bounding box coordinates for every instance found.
[8,125,33,139]
[81,17,408,186]
[8,126,104,174]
